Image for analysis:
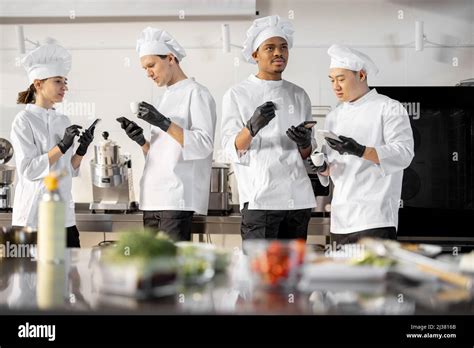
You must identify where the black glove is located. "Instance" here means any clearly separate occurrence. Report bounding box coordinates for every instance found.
[246,101,276,137]
[137,101,172,132]
[120,119,146,146]
[307,157,327,173]
[286,122,312,149]
[76,127,95,156]
[58,125,81,154]
[326,135,366,157]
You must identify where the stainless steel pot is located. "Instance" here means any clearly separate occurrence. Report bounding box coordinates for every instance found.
[0,165,16,185]
[210,163,229,193]
[94,132,121,166]
[208,163,231,212]
[94,142,120,166]
[0,185,12,210]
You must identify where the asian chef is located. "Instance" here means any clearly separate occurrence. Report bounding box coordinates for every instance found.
[221,15,317,241]
[119,27,216,241]
[309,44,414,245]
[11,43,95,247]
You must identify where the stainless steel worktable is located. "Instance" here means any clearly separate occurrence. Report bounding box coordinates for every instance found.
[0,204,331,239]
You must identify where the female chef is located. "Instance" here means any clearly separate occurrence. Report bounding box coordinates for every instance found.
[10,43,94,247]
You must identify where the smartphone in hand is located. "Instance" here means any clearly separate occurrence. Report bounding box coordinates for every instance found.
[87,118,101,131]
[116,117,132,128]
[302,121,317,129]
[317,129,342,142]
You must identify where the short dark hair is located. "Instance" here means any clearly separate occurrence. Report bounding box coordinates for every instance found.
[158,55,179,64]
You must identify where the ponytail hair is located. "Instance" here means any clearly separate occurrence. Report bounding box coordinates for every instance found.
[17,84,36,104]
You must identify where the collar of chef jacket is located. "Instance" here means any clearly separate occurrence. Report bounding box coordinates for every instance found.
[25,103,57,120]
[343,88,378,109]
[248,74,284,87]
[165,77,194,92]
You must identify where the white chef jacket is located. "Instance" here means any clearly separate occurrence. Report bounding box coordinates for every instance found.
[10,104,79,230]
[319,89,414,234]
[139,78,216,215]
[221,74,317,210]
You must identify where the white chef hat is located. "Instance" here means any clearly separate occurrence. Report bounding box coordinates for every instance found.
[328,44,379,76]
[21,44,72,84]
[242,15,294,64]
[136,27,186,61]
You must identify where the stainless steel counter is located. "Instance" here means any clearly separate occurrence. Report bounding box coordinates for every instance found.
[0,204,331,238]
[1,248,473,315]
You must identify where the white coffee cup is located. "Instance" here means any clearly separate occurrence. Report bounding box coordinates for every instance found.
[310,151,325,167]
[130,102,139,114]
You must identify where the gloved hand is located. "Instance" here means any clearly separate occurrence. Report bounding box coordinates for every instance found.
[307,152,328,173]
[286,122,312,149]
[76,127,95,156]
[120,120,146,146]
[58,125,82,154]
[246,101,276,137]
[326,135,366,157]
[137,101,172,132]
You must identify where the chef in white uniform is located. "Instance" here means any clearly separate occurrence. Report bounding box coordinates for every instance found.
[10,43,95,247]
[119,27,216,241]
[309,44,414,244]
[221,15,317,241]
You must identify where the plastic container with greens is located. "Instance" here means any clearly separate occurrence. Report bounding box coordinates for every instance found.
[176,242,216,284]
[98,231,178,298]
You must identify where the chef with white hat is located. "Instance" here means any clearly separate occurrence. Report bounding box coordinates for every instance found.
[221,15,317,241]
[118,27,216,241]
[309,44,414,245]
[10,43,95,247]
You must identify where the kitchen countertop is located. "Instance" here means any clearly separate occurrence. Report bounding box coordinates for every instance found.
[0,203,331,238]
[1,248,473,315]
[2,206,472,249]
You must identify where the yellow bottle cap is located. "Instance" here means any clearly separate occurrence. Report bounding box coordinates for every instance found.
[44,174,58,191]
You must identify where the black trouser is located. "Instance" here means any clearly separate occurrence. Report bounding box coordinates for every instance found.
[143,210,194,241]
[240,202,312,240]
[12,225,80,248]
[330,226,397,245]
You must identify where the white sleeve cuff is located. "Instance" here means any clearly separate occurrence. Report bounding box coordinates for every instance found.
[224,133,250,166]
